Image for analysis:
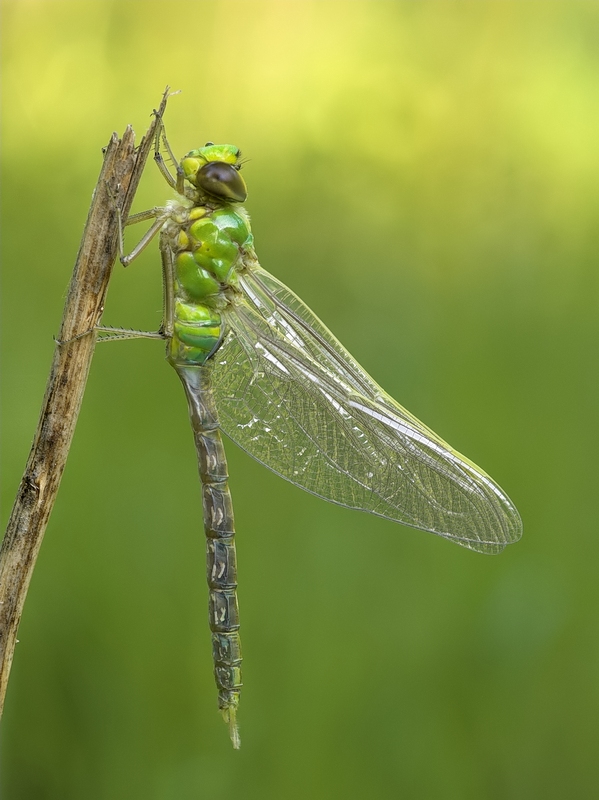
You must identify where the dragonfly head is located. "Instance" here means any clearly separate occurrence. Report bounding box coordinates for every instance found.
[180,144,247,203]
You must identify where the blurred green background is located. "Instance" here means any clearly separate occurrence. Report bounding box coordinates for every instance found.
[2,1,599,798]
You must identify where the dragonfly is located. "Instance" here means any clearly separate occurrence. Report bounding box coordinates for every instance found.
[107,119,522,749]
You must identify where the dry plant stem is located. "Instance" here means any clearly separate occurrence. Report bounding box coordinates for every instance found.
[0,89,170,717]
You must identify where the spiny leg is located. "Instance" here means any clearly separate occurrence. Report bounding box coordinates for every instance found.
[56,327,166,346]
[100,185,172,337]
[153,119,185,194]
[159,233,175,339]
[119,214,165,267]
[105,180,167,268]
[96,327,166,341]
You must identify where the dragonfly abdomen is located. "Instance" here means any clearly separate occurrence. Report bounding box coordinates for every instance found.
[203,444,242,746]
[175,365,242,748]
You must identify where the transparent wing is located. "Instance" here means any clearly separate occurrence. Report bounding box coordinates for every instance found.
[206,264,522,554]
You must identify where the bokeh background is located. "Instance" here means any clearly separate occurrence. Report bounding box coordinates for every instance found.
[3,1,599,798]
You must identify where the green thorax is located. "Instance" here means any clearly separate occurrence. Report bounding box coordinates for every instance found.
[165,145,253,368]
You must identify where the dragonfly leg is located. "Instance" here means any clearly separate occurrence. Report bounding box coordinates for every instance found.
[55,326,166,346]
[154,119,185,194]
[159,234,175,338]
[105,178,168,268]
[110,230,174,341]
[125,208,161,226]
[96,326,166,341]
[109,199,174,337]
[120,215,166,267]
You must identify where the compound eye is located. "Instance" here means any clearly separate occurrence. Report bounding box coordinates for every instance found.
[204,141,214,147]
[196,161,247,202]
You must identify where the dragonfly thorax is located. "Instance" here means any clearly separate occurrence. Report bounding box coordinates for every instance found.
[164,190,254,367]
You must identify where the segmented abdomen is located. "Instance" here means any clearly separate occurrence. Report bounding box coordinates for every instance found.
[175,365,242,746]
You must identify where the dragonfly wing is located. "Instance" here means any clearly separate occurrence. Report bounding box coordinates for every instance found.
[206,264,522,554]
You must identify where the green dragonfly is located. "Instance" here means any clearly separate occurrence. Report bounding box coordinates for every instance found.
[111,122,522,749]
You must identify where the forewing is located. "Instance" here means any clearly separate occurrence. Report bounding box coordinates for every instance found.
[206,265,522,553]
